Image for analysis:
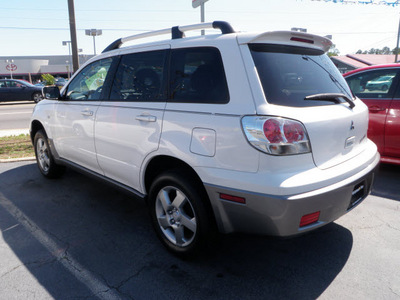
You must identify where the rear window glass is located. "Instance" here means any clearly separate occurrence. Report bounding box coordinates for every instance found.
[250,44,352,107]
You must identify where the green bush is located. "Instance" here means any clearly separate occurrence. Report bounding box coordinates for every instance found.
[41,74,56,86]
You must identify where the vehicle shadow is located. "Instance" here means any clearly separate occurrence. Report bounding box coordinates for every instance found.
[372,163,400,201]
[0,163,353,300]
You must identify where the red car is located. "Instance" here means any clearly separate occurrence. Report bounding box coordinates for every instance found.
[344,64,400,165]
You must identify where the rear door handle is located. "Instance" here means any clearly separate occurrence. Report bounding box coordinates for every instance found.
[81,110,94,116]
[369,106,385,113]
[135,114,157,122]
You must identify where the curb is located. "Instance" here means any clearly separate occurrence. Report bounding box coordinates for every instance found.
[0,129,30,138]
[0,157,36,163]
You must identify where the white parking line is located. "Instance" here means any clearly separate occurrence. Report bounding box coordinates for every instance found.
[0,193,121,300]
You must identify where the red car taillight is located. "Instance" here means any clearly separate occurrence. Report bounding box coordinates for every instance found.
[242,116,311,155]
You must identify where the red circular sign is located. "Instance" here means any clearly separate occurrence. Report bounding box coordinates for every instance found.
[6,64,17,71]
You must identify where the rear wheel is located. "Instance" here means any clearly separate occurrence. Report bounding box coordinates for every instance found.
[34,130,65,178]
[32,92,43,103]
[149,170,215,257]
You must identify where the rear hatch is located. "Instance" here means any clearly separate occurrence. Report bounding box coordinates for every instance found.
[244,32,369,169]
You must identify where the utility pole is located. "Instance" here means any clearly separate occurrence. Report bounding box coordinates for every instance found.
[192,0,209,35]
[201,2,205,35]
[67,0,79,73]
[395,16,400,63]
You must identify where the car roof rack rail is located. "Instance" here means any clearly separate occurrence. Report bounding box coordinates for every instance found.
[102,20,235,53]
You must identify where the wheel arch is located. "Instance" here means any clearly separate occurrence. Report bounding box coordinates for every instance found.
[144,155,203,194]
[143,155,216,222]
[30,120,45,143]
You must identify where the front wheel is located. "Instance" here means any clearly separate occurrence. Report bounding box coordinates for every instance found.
[34,130,65,178]
[32,92,43,103]
[149,171,215,257]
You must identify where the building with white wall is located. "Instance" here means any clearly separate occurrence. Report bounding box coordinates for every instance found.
[0,55,93,83]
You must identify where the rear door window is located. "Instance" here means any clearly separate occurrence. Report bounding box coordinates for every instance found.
[109,50,167,101]
[250,44,352,107]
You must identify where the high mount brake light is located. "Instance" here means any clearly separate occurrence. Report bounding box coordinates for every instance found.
[290,37,314,44]
[241,116,311,155]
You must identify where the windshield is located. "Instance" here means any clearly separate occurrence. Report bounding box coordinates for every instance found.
[250,44,353,107]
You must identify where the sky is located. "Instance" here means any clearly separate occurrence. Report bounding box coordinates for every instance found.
[1,0,399,57]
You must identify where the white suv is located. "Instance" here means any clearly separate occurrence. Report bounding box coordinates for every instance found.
[31,21,379,256]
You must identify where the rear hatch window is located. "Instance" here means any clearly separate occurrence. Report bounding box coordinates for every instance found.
[250,44,353,107]
[249,44,369,169]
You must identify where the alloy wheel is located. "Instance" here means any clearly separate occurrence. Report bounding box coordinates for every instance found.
[155,186,197,247]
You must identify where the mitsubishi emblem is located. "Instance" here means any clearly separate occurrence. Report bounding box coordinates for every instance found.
[350,121,355,131]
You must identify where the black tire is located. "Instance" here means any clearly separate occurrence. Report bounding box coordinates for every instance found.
[34,130,65,178]
[148,170,215,257]
[32,92,43,103]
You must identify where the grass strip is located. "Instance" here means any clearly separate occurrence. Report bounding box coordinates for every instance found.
[0,134,35,159]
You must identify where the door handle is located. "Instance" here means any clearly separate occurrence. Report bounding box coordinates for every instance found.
[135,114,157,122]
[81,110,94,116]
[369,106,385,113]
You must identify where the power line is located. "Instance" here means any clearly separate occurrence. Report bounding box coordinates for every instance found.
[0,26,151,32]
[1,26,395,36]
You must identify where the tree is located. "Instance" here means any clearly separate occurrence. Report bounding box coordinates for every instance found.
[355,46,397,55]
[41,74,56,86]
[382,46,391,54]
[328,44,340,57]
[392,47,400,55]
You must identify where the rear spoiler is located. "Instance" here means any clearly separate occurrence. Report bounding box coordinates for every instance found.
[238,31,332,53]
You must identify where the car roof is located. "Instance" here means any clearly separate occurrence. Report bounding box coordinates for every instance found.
[343,63,400,77]
[76,20,332,82]
[101,21,332,55]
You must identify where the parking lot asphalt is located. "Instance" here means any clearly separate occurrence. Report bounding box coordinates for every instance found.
[0,161,399,300]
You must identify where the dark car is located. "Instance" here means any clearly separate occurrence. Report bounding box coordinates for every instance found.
[344,64,400,165]
[0,79,43,103]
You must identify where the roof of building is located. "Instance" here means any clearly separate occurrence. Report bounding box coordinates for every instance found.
[332,54,398,68]
[343,63,400,77]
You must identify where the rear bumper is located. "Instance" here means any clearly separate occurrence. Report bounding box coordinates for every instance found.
[204,153,379,236]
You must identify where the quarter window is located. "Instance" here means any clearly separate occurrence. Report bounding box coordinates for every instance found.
[345,69,398,99]
[65,58,113,101]
[110,50,167,101]
[169,47,229,104]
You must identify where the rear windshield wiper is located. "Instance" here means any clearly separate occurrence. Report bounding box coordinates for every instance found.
[305,93,355,109]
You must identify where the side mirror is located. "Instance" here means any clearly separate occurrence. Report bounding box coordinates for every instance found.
[43,86,61,100]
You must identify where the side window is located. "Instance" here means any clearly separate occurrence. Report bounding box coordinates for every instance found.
[7,81,18,88]
[345,69,398,99]
[110,50,167,101]
[65,58,113,101]
[0,82,5,88]
[170,47,229,104]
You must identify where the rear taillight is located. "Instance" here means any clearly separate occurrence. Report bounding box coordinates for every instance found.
[241,116,311,155]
